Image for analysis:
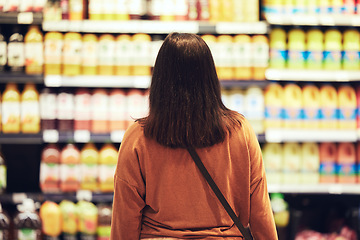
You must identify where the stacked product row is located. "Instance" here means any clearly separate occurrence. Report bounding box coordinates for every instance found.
[40,143,118,193]
[43,0,259,22]
[265,83,357,130]
[263,142,360,185]
[1,83,148,134]
[270,27,360,70]
[0,0,45,12]
[263,0,360,15]
[0,199,112,240]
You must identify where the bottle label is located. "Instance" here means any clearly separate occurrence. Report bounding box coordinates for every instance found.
[252,42,269,68]
[40,162,59,184]
[81,163,98,183]
[307,51,323,66]
[0,41,6,66]
[320,107,338,120]
[128,0,146,15]
[337,163,357,176]
[99,164,116,183]
[0,165,6,191]
[8,42,25,67]
[21,100,40,126]
[61,164,80,182]
[2,102,20,126]
[338,107,356,121]
[270,49,287,68]
[233,42,252,68]
[82,41,98,67]
[75,93,91,120]
[57,93,74,120]
[40,93,57,120]
[343,50,360,69]
[45,39,62,64]
[109,93,127,121]
[18,228,38,240]
[320,162,336,175]
[127,93,146,119]
[303,108,321,121]
[323,51,341,64]
[98,40,115,66]
[115,41,132,66]
[25,42,44,67]
[265,106,283,120]
[288,50,306,67]
[132,41,151,66]
[245,94,264,120]
[91,93,109,121]
[63,40,82,65]
[217,42,233,67]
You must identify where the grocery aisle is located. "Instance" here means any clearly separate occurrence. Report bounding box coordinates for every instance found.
[0,0,359,240]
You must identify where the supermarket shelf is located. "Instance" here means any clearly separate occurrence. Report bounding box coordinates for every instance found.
[268,184,360,195]
[42,20,268,34]
[44,75,151,88]
[0,12,43,24]
[265,129,358,143]
[0,133,43,144]
[266,69,360,82]
[0,73,43,84]
[220,80,269,88]
[43,130,125,143]
[265,13,360,26]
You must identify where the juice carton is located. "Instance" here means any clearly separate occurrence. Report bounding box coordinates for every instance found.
[14,199,41,240]
[59,200,78,239]
[283,142,302,184]
[77,201,98,239]
[44,32,63,75]
[319,142,337,183]
[233,35,252,80]
[60,143,80,192]
[0,204,10,240]
[269,28,287,69]
[82,34,98,75]
[287,28,306,69]
[40,144,61,193]
[319,85,338,129]
[283,83,303,129]
[264,83,283,129]
[252,35,269,80]
[302,84,320,129]
[98,34,115,75]
[217,35,234,80]
[91,89,110,134]
[109,89,128,132]
[227,88,245,115]
[80,142,99,191]
[306,28,324,70]
[323,28,342,70]
[99,143,118,192]
[24,25,43,74]
[301,143,320,184]
[244,86,264,134]
[343,28,360,70]
[57,89,75,132]
[74,88,91,131]
[21,83,40,133]
[39,201,62,239]
[40,88,57,130]
[262,143,283,184]
[337,142,357,183]
[62,32,82,76]
[132,34,152,76]
[115,34,132,76]
[2,83,20,133]
[338,85,357,130]
[97,204,112,240]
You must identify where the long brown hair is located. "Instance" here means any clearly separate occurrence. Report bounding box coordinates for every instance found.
[137,32,241,148]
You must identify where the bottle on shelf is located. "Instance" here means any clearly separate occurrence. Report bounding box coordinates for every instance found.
[97,204,112,240]
[302,84,320,129]
[128,0,147,19]
[0,149,6,194]
[0,26,6,72]
[99,143,118,192]
[109,89,127,132]
[63,32,82,76]
[226,88,245,115]
[103,0,116,20]
[337,142,357,183]
[115,34,132,76]
[282,142,302,184]
[91,88,110,133]
[44,32,64,75]
[98,34,115,76]
[127,89,147,123]
[82,33,98,75]
[0,203,10,240]
[338,85,356,130]
[264,83,283,129]
[61,0,70,19]
[59,200,78,240]
[88,0,103,20]
[80,142,99,191]
[39,201,62,239]
[60,143,81,192]
[319,142,337,183]
[269,28,287,69]
[270,193,289,229]
[233,35,252,80]
[323,28,342,70]
[287,27,306,69]
[69,0,85,20]
[21,83,40,133]
[8,26,25,73]
[301,142,320,184]
[2,83,21,134]
[115,0,130,20]
[244,86,264,134]
[132,33,152,76]
[77,201,98,239]
[201,34,218,73]
[40,88,58,130]
[306,27,324,70]
[263,143,283,184]
[40,143,61,193]
[74,88,92,131]
[319,85,338,129]
[24,25,44,75]
[13,199,42,240]
[57,88,75,132]
[216,35,234,80]
[174,0,188,20]
[343,28,360,71]
[252,35,269,81]
[283,83,302,129]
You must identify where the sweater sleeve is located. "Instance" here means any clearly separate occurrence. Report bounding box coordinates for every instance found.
[110,126,146,240]
[244,120,278,240]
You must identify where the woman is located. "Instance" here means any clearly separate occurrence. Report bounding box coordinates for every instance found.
[110,32,277,239]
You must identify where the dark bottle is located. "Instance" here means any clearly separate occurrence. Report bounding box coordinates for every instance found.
[8,26,25,73]
[14,199,42,240]
[40,88,58,130]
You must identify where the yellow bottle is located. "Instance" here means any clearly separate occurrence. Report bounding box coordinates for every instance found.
[220,0,233,22]
[283,84,303,129]
[252,35,269,80]
[306,28,324,70]
[44,32,63,75]
[338,85,357,130]
[81,34,98,75]
[301,142,320,184]
[88,0,103,20]
[269,28,287,69]
[98,34,115,75]
[320,85,338,129]
[324,29,342,70]
[21,83,40,133]
[99,143,118,192]
[283,142,302,184]
[25,25,43,74]
[217,35,234,80]
[264,83,283,129]
[132,33,152,76]
[63,32,82,76]
[262,143,283,184]
[209,0,220,22]
[343,29,360,71]
[115,34,132,76]
[80,143,99,191]
[2,83,20,133]
[287,28,306,69]
[233,35,251,80]
[302,84,320,129]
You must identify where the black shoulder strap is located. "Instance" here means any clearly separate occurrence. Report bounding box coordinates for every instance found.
[187,147,253,240]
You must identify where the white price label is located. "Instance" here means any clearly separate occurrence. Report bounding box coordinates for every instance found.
[76,190,92,201]
[111,130,126,143]
[74,130,91,143]
[43,130,59,143]
[17,12,34,24]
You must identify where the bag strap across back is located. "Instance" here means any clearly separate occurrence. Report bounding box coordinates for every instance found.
[187,147,254,240]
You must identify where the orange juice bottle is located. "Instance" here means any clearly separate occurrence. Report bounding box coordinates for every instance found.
[252,35,269,80]
[338,85,357,130]
[115,34,131,76]
[39,201,62,239]
[60,143,80,192]
[81,34,98,75]
[80,143,99,191]
[337,142,357,183]
[69,0,84,20]
[40,144,61,193]
[283,83,302,129]
[109,89,127,132]
[320,85,338,129]
[217,35,234,80]
[264,83,283,129]
[24,25,43,74]
[98,34,115,75]
[99,143,118,192]
[2,83,20,133]
[44,32,63,75]
[132,34,152,76]
[209,0,220,22]
[269,28,287,69]
[233,35,252,80]
[302,84,320,129]
[21,83,40,133]
[63,32,82,76]
[91,89,109,134]
[319,142,337,183]
[74,88,91,131]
